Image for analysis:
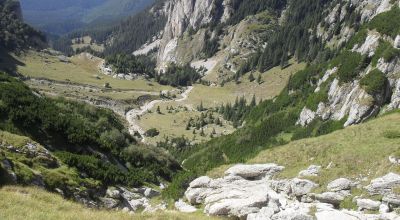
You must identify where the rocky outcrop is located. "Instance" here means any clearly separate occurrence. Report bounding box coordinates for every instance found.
[157,0,233,70]
[184,164,400,219]
[296,107,316,126]
[352,33,380,57]
[365,173,400,195]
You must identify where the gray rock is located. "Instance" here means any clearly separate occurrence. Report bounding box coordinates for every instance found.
[175,199,197,213]
[247,207,274,220]
[383,194,400,207]
[298,165,321,177]
[314,192,345,205]
[225,164,284,179]
[128,198,149,211]
[357,198,381,211]
[144,188,160,198]
[327,178,353,192]
[189,176,212,188]
[100,197,120,209]
[379,203,390,213]
[394,35,400,49]
[106,187,121,199]
[290,178,318,196]
[296,107,316,127]
[366,173,400,195]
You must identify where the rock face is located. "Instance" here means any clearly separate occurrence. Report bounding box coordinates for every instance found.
[296,107,316,126]
[352,33,380,57]
[185,164,318,218]
[157,0,233,70]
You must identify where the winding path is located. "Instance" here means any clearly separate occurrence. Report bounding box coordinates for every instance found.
[126,86,193,142]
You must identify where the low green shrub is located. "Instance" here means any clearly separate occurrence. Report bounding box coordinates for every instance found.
[360,69,387,95]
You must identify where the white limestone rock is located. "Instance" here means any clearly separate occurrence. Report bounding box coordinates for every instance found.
[175,199,197,213]
[246,207,275,220]
[298,165,321,177]
[353,33,380,57]
[290,178,318,197]
[357,198,381,211]
[106,187,121,199]
[366,173,400,195]
[189,176,212,188]
[314,192,346,205]
[225,164,284,179]
[395,35,400,49]
[296,107,316,127]
[327,178,353,192]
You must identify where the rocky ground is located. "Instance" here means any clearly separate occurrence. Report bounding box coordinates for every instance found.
[183,163,400,220]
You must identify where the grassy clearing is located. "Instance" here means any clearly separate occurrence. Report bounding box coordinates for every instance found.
[15,51,171,91]
[240,112,400,188]
[138,61,305,145]
[0,186,220,220]
[71,36,105,52]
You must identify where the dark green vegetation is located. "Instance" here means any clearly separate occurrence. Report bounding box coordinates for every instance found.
[105,53,156,77]
[368,6,400,38]
[0,72,179,191]
[360,69,387,95]
[331,51,365,83]
[0,0,45,52]
[20,0,155,35]
[157,64,201,87]
[52,0,166,56]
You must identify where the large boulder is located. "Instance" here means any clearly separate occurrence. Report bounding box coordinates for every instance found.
[366,173,400,195]
[189,176,212,188]
[356,199,381,211]
[225,164,284,179]
[128,198,149,211]
[327,178,353,192]
[175,199,197,213]
[383,194,400,207]
[394,35,400,49]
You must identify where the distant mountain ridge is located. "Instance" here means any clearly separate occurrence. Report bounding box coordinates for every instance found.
[19,0,155,34]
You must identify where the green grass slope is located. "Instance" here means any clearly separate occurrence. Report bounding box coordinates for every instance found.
[0,186,219,220]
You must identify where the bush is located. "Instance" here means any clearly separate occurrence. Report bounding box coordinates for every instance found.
[145,128,160,137]
[360,69,387,95]
[372,41,400,66]
[368,6,400,37]
[331,51,364,83]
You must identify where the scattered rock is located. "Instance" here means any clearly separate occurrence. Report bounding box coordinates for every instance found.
[383,194,400,207]
[298,165,321,177]
[389,156,400,165]
[314,192,345,205]
[143,188,160,198]
[247,207,275,220]
[356,198,381,211]
[175,199,197,213]
[366,173,400,195]
[225,163,284,179]
[128,198,149,211]
[106,187,121,199]
[327,178,353,192]
[100,197,120,209]
[290,178,318,196]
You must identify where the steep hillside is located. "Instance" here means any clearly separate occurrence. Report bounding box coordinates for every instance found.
[19,0,155,34]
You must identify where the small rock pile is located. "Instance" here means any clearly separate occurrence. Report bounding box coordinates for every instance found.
[184,163,400,220]
[100,186,165,214]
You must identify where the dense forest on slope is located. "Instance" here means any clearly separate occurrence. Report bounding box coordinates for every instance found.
[51,0,166,56]
[0,0,46,51]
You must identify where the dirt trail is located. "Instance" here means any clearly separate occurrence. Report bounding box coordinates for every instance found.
[126,86,193,142]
